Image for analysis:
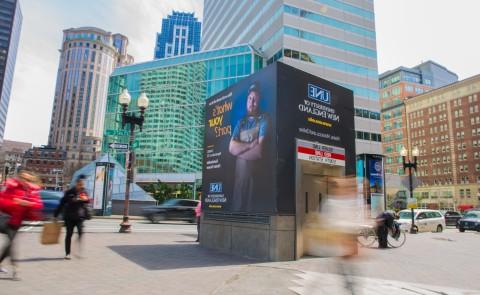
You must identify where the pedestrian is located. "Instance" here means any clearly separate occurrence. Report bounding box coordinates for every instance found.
[195,201,201,242]
[0,170,43,279]
[375,211,395,249]
[54,174,90,260]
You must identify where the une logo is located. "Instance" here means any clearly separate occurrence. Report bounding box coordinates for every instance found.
[374,161,382,172]
[308,83,331,104]
[210,182,223,193]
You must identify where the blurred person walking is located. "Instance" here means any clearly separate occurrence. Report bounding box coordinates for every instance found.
[195,201,201,242]
[304,176,360,294]
[0,171,43,279]
[54,175,90,259]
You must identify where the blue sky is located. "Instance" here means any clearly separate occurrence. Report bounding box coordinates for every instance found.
[4,0,480,145]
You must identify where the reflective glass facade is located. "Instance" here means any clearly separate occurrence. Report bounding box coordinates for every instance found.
[0,0,22,144]
[154,12,201,59]
[103,45,263,173]
[203,0,381,155]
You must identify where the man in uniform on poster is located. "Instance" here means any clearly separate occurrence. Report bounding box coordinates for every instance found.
[229,83,269,211]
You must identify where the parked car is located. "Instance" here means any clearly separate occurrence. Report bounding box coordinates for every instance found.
[443,211,462,227]
[40,190,63,220]
[142,199,199,223]
[397,209,446,233]
[458,211,480,232]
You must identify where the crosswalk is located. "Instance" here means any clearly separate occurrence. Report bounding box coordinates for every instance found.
[290,271,479,295]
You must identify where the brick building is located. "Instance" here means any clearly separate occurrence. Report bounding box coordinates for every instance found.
[22,146,66,190]
[0,140,32,180]
[405,74,480,209]
[380,61,458,176]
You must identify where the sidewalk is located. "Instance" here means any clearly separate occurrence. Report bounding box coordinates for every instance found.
[1,227,479,294]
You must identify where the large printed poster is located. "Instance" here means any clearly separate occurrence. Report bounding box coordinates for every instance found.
[93,165,106,210]
[202,62,356,215]
[203,67,276,213]
[368,157,385,217]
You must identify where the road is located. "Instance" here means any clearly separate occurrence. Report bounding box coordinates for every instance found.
[1,221,479,295]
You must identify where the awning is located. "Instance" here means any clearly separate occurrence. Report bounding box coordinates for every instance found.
[458,204,474,211]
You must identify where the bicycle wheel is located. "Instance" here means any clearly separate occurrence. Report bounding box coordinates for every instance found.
[387,230,406,248]
[357,227,376,247]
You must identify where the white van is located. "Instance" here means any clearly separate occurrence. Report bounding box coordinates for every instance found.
[397,209,446,233]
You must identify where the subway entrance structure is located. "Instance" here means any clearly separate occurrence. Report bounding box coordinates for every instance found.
[201,62,359,261]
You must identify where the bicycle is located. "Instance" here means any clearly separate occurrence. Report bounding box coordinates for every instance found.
[357,221,406,248]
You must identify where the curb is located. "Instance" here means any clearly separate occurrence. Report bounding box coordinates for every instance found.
[92,215,146,221]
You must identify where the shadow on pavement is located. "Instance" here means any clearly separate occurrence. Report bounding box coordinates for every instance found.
[16,257,65,262]
[138,221,196,225]
[109,244,257,270]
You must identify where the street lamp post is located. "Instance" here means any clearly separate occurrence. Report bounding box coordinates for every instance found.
[401,146,419,234]
[52,168,63,191]
[118,89,149,233]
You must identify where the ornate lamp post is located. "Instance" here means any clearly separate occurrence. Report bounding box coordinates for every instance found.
[118,89,149,233]
[400,146,419,234]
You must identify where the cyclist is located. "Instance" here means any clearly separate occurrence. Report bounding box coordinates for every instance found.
[375,211,395,248]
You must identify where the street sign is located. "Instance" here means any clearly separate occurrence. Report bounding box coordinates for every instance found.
[108,142,129,150]
[407,198,417,209]
[401,175,422,190]
[132,140,140,149]
[105,129,129,136]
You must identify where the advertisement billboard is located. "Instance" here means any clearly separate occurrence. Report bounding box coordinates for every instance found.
[368,156,385,217]
[203,65,277,213]
[93,165,106,210]
[202,62,356,215]
[357,154,386,217]
[276,63,356,213]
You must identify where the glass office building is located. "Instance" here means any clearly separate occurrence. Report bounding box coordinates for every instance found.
[103,45,263,173]
[203,0,381,155]
[154,12,201,59]
[0,0,22,144]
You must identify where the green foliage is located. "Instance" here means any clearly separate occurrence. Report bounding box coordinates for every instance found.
[143,182,199,203]
[143,181,174,204]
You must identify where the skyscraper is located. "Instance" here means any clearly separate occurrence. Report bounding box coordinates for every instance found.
[48,27,133,175]
[202,0,381,155]
[153,11,201,59]
[380,61,458,175]
[0,0,22,144]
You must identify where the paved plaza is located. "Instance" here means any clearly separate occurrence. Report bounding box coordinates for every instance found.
[0,219,479,295]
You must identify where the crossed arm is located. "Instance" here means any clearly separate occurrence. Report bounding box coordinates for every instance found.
[229,136,265,160]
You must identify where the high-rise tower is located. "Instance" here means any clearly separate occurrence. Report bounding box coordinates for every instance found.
[154,11,201,59]
[203,0,381,155]
[0,0,22,144]
[48,27,133,175]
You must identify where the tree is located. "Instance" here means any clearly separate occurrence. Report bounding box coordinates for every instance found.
[143,181,174,204]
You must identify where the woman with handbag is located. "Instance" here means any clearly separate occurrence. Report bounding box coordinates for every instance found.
[0,170,43,279]
[54,174,90,260]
